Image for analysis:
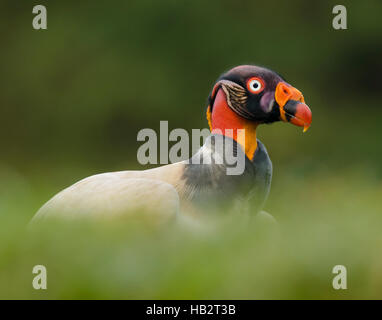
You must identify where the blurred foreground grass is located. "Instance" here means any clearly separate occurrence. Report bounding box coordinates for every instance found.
[1,155,382,299]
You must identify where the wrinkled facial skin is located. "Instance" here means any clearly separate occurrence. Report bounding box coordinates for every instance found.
[215,65,285,123]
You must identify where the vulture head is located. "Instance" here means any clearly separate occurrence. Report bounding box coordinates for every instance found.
[206,65,312,160]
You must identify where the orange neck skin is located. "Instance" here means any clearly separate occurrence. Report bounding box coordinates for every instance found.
[210,88,258,160]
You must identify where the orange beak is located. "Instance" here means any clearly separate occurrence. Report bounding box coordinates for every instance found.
[275,82,312,132]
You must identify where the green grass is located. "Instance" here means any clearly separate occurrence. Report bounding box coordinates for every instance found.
[0,165,381,299]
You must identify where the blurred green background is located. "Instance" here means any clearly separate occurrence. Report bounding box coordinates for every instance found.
[0,0,382,299]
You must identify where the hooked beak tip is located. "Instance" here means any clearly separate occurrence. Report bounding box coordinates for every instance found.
[283,100,312,132]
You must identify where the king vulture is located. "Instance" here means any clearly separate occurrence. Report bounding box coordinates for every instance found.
[32,65,312,224]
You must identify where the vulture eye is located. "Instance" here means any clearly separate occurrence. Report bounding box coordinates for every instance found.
[247,77,265,94]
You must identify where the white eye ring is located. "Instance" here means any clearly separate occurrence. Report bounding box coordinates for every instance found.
[249,80,262,92]
[247,77,265,94]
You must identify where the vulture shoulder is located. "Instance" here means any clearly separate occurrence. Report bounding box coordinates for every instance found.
[32,174,181,223]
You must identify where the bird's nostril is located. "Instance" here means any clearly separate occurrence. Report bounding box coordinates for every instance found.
[281,84,290,95]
